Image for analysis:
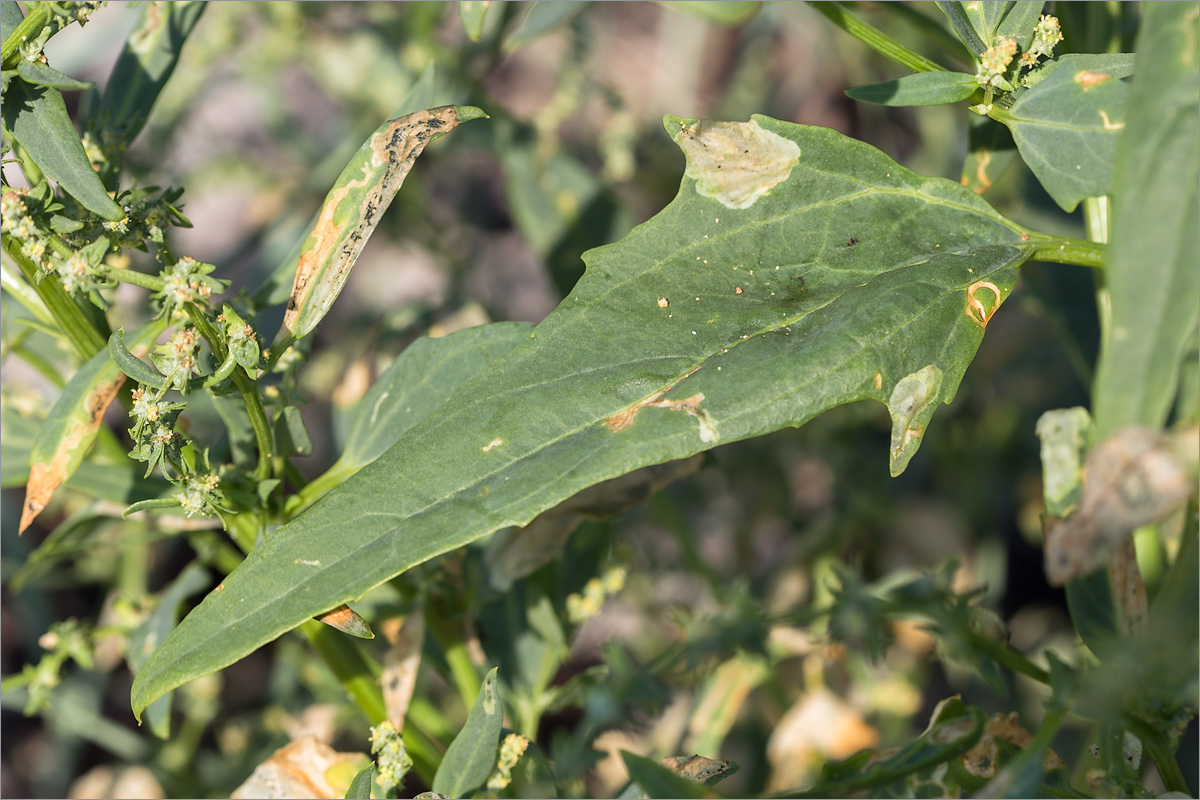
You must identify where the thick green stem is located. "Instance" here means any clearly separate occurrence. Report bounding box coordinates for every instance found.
[1,1,51,68]
[807,2,948,74]
[426,604,482,709]
[301,620,388,724]
[4,240,105,359]
[1025,235,1107,269]
[96,265,166,292]
[184,305,274,482]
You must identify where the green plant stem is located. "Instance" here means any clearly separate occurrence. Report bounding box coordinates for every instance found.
[96,265,166,292]
[425,604,482,709]
[1082,196,1111,244]
[1025,234,1107,269]
[1124,715,1189,795]
[872,1,974,66]
[4,240,105,359]
[0,1,51,67]
[960,621,1051,685]
[285,461,355,518]
[301,619,388,724]
[183,305,274,482]
[807,2,948,74]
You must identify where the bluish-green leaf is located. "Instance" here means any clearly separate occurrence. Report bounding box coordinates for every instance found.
[1,79,124,219]
[1091,3,1199,437]
[961,114,1017,193]
[1000,53,1131,212]
[130,115,1035,719]
[90,1,205,148]
[345,764,374,800]
[846,70,977,106]
[1,1,24,42]
[16,59,92,90]
[431,667,503,798]
[936,1,1044,57]
[339,323,532,472]
[127,563,212,739]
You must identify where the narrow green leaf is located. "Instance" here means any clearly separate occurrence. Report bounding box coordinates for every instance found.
[459,0,492,42]
[990,0,1046,53]
[127,563,212,738]
[1,79,124,220]
[999,53,1131,212]
[1091,2,1199,437]
[90,1,205,148]
[272,106,486,354]
[431,667,503,798]
[345,764,374,800]
[622,753,710,799]
[15,60,92,90]
[795,706,987,798]
[1,1,24,42]
[845,70,977,107]
[656,1,760,27]
[21,321,165,533]
[131,115,1033,719]
[504,1,588,52]
[935,2,988,56]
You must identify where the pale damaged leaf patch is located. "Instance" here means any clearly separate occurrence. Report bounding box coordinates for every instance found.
[315,603,373,639]
[670,117,800,209]
[1041,426,1193,586]
[606,366,717,443]
[230,735,368,800]
[21,325,162,533]
[887,365,943,477]
[380,609,424,729]
[274,106,486,353]
[660,754,738,786]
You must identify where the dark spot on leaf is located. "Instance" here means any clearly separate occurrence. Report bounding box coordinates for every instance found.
[846,237,858,246]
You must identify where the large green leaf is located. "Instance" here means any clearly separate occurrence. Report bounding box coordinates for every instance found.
[1091,2,1199,437]
[998,53,1133,212]
[89,1,206,148]
[1,79,124,219]
[130,114,1035,719]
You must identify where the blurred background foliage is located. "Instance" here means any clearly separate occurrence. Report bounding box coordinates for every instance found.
[1,2,1192,798]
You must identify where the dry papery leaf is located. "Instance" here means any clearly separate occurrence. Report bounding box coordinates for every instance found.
[1043,426,1193,586]
[230,735,367,799]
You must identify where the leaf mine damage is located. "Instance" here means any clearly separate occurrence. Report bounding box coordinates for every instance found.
[672,118,800,210]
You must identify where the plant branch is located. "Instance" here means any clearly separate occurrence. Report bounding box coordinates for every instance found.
[1025,235,1107,269]
[807,2,948,74]
[3,239,105,359]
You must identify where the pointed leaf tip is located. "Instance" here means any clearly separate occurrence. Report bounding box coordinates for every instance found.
[453,105,489,122]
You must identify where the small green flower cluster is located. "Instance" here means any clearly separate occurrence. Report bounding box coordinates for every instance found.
[154,257,226,320]
[15,1,104,63]
[566,565,626,624]
[11,619,95,715]
[486,732,530,791]
[368,721,413,794]
[971,14,1062,112]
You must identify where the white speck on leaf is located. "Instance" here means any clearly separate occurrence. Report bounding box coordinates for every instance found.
[482,438,503,453]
